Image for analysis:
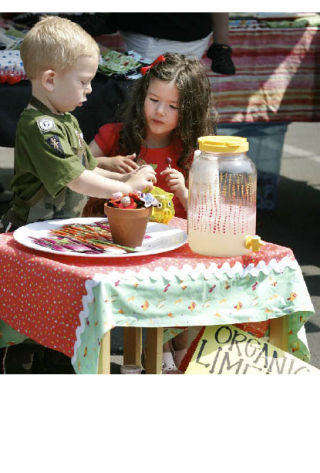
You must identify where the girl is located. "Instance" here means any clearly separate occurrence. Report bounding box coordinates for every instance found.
[85,52,217,372]
[85,52,217,219]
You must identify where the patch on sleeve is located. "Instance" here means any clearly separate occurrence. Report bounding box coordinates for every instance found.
[46,135,65,158]
[37,116,56,134]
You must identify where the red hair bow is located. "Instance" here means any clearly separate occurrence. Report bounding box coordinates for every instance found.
[140,55,166,75]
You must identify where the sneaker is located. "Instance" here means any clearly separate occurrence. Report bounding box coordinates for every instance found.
[141,347,183,374]
[162,351,182,374]
[207,43,236,75]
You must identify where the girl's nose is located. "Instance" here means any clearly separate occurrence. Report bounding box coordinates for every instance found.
[155,102,165,115]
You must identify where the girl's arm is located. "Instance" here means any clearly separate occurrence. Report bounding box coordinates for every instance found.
[89,139,139,173]
[89,140,105,157]
[67,166,156,199]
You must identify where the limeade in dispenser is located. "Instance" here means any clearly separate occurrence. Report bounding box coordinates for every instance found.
[188,136,257,257]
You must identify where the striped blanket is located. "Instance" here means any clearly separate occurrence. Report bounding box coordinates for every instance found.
[204,27,320,123]
[96,26,320,123]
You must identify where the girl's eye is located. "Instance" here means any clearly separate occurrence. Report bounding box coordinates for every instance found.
[170,105,179,110]
[150,98,158,103]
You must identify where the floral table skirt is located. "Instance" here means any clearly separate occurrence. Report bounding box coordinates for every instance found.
[0,218,314,374]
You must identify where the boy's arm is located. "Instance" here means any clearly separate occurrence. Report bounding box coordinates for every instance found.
[67,170,130,197]
[67,167,156,198]
[93,166,125,181]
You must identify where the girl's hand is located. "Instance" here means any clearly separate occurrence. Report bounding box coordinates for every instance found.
[95,154,139,173]
[160,167,188,210]
[161,167,187,196]
[127,165,157,192]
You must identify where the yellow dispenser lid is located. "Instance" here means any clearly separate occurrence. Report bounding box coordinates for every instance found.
[198,136,249,153]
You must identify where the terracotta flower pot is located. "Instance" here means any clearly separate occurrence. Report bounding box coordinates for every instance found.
[104,204,152,248]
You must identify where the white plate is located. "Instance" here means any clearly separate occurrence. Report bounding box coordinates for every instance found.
[13,217,187,258]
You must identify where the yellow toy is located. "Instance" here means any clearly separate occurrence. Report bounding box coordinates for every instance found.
[149,186,175,224]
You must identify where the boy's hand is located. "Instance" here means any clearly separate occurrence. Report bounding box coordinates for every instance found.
[96,154,139,173]
[127,165,157,192]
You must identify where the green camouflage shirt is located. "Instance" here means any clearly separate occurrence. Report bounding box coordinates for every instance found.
[7,96,97,227]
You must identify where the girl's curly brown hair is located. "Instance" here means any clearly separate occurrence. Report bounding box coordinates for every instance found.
[118,52,217,171]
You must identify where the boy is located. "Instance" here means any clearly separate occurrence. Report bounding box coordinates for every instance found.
[0,15,156,233]
[0,16,156,373]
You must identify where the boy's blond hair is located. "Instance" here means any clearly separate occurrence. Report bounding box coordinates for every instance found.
[20,16,100,79]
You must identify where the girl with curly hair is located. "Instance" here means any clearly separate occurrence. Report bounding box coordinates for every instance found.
[84,52,217,372]
[84,52,217,220]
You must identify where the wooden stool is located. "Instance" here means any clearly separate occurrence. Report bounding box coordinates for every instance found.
[98,327,164,374]
[98,316,289,374]
[269,315,288,351]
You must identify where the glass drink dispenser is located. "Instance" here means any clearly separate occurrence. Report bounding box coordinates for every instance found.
[188,136,257,257]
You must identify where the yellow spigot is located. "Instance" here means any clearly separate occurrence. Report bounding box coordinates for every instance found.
[245,235,265,252]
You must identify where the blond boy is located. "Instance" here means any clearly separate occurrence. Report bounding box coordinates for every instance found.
[0,16,157,373]
[0,16,155,232]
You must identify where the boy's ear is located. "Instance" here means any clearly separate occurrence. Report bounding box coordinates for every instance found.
[41,69,56,91]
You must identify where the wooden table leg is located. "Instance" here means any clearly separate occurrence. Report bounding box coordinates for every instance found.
[269,315,289,352]
[98,331,111,374]
[145,328,163,374]
[123,327,142,365]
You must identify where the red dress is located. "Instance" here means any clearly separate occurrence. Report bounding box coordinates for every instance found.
[95,123,191,219]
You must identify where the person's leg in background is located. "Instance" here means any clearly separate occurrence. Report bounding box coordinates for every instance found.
[217,122,289,211]
[161,329,196,374]
[207,13,236,75]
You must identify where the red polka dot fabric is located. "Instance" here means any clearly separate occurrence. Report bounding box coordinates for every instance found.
[0,218,296,359]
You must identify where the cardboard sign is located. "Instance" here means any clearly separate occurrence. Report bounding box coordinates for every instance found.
[184,325,319,375]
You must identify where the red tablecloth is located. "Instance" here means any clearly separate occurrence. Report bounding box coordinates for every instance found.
[0,218,314,373]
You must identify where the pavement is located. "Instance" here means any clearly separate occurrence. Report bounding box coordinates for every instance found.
[260,122,320,369]
[0,121,319,372]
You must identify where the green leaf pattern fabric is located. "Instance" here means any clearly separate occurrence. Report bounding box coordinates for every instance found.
[73,257,314,374]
